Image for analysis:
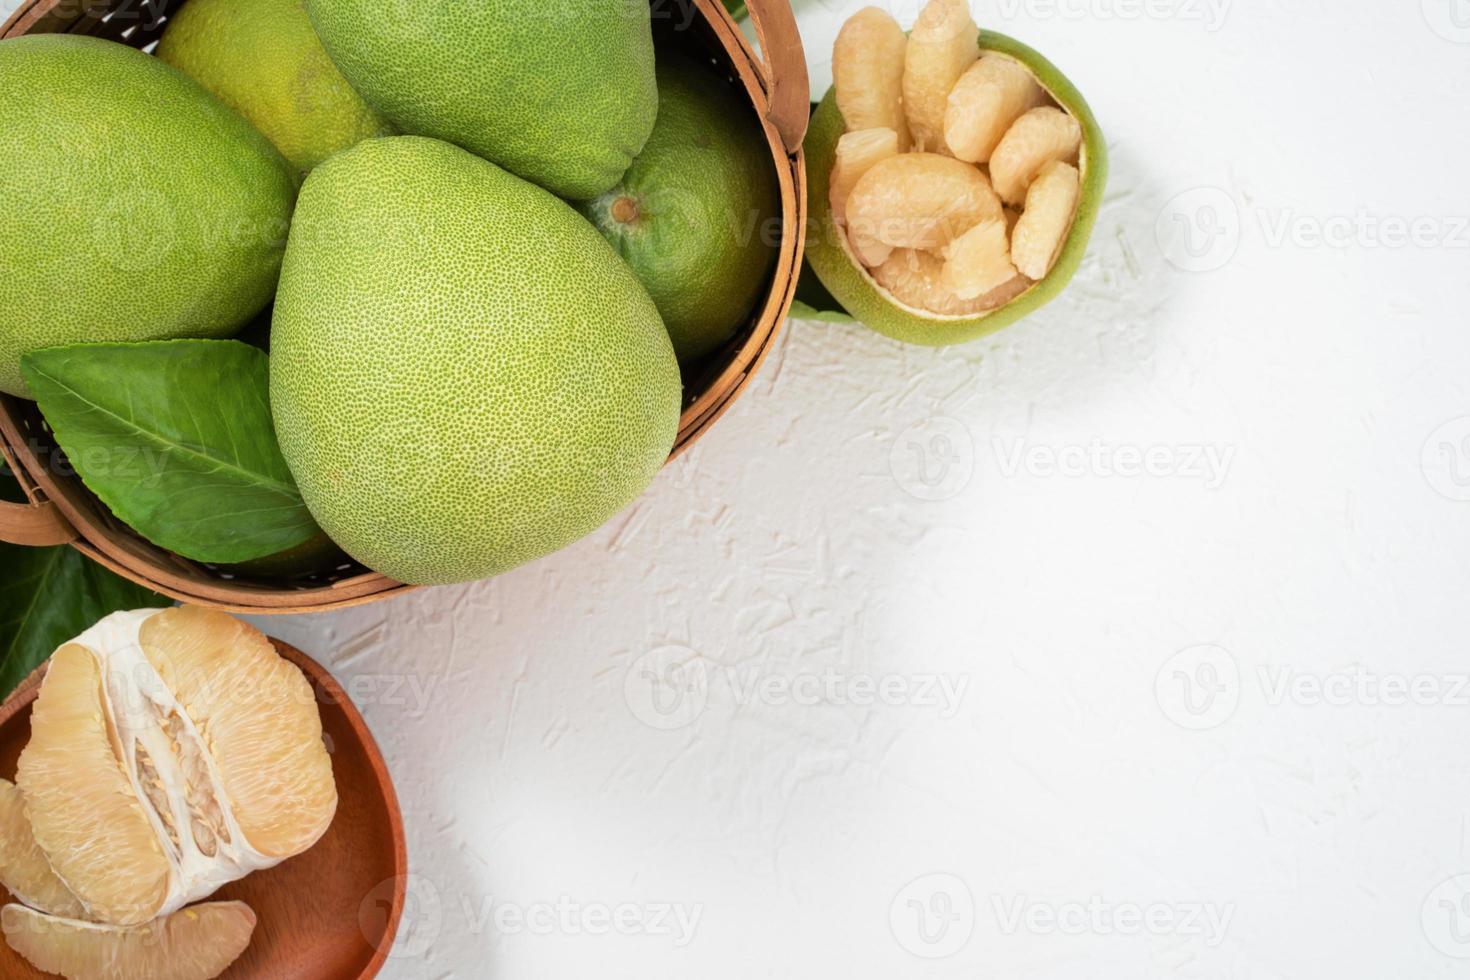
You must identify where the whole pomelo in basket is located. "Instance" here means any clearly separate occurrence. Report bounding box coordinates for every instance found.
[304,0,656,200]
[581,53,780,365]
[158,0,394,175]
[805,29,1108,348]
[270,137,681,586]
[0,35,296,398]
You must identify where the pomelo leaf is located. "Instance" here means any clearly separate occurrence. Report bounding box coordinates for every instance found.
[20,340,323,564]
[0,464,169,699]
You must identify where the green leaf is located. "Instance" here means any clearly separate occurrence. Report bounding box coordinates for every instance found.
[21,340,323,564]
[721,0,748,19]
[0,544,170,700]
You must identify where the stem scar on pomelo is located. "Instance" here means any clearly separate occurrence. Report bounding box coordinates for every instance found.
[805,3,1108,348]
[580,52,780,366]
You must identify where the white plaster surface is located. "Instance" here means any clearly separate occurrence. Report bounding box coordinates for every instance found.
[252,2,1470,976]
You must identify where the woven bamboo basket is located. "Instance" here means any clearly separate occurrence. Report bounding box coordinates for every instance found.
[0,0,808,613]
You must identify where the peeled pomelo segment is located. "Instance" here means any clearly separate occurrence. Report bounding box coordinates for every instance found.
[16,643,170,927]
[0,779,86,920]
[901,0,979,152]
[1012,160,1081,279]
[139,606,337,860]
[873,248,1029,317]
[944,54,1048,163]
[833,7,910,149]
[990,105,1082,205]
[2,900,255,980]
[942,217,1020,300]
[830,127,900,226]
[845,153,1002,266]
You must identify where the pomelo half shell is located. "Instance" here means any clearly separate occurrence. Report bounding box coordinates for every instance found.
[806,30,1108,347]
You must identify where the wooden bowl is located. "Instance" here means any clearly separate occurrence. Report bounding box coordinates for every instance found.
[0,640,406,980]
[0,0,808,614]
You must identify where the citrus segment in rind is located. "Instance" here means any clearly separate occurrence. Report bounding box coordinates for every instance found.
[806,29,1108,347]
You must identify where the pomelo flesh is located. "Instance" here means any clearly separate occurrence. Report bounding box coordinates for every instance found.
[2,901,255,980]
[805,30,1108,347]
[0,779,86,921]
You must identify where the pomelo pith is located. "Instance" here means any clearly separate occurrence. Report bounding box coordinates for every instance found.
[270,137,681,586]
[0,35,296,398]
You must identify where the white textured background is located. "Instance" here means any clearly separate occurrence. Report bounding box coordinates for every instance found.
[252,1,1470,976]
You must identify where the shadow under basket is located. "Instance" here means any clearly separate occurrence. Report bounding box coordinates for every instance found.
[0,0,809,613]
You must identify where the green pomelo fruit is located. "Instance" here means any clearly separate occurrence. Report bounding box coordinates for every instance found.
[0,35,296,398]
[805,31,1108,348]
[158,0,393,175]
[304,0,656,200]
[269,137,682,586]
[581,54,779,365]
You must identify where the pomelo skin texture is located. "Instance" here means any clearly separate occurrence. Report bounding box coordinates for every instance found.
[806,31,1108,347]
[581,54,780,365]
[270,137,681,586]
[304,0,657,200]
[0,35,296,398]
[158,0,394,175]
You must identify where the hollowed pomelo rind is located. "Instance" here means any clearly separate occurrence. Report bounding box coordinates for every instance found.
[805,30,1108,347]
